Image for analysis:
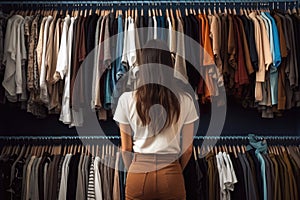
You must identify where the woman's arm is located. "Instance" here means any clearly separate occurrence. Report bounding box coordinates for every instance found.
[180,122,194,170]
[119,123,133,170]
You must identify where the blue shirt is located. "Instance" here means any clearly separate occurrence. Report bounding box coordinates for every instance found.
[247,134,268,200]
[264,12,281,68]
[262,12,280,105]
[116,15,126,81]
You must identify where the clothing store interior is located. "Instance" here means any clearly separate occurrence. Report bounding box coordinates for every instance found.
[0,0,300,199]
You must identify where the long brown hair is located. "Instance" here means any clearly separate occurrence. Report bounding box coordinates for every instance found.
[135,40,182,133]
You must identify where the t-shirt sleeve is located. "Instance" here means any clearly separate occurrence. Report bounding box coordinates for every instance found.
[113,93,130,124]
[183,94,199,124]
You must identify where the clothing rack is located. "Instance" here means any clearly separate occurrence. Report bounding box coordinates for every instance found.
[0,0,299,9]
[0,135,299,140]
[0,0,298,4]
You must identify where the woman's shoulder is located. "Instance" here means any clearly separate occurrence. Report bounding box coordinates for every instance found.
[179,92,194,103]
[118,91,135,102]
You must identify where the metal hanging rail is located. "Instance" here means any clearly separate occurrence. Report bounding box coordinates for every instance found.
[0,0,298,5]
[0,135,299,140]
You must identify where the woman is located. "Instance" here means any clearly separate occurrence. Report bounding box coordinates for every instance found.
[113,40,199,200]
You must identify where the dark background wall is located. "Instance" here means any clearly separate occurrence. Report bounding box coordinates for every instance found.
[1,99,299,137]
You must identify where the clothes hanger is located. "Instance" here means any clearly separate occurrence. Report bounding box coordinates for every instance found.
[152,1,156,17]
[81,144,85,154]
[158,1,162,17]
[95,4,99,16]
[6,145,12,156]
[10,144,17,156]
[278,145,283,155]
[268,146,273,154]
[51,145,55,156]
[198,1,201,15]
[10,145,20,156]
[218,2,222,14]
[185,7,189,16]
[276,146,280,155]
[110,2,114,14]
[190,1,196,15]
[220,145,224,153]
[9,145,15,156]
[96,144,100,158]
[223,2,227,15]
[241,145,245,154]
[228,145,232,153]
[77,144,81,154]
[178,7,182,18]
[280,145,286,153]
[110,144,113,156]
[228,1,232,15]
[193,146,198,161]
[110,145,116,156]
[224,145,229,153]
[166,7,169,18]
[236,145,241,153]
[102,145,105,159]
[232,145,238,158]
[0,145,7,156]
[100,9,104,17]
[48,145,54,155]
[240,1,244,15]
[69,143,73,154]
[115,9,119,18]
[17,145,26,159]
[184,1,189,16]
[30,146,35,156]
[213,2,217,15]
[244,2,249,16]
[170,7,175,24]
[24,145,30,158]
[292,1,297,14]
[105,9,110,17]
[215,145,220,153]
[197,145,202,158]
[74,144,78,155]
[105,144,109,156]
[154,1,158,16]
[51,144,56,155]
[221,145,225,153]
[90,145,94,157]
[106,144,109,156]
[233,1,237,15]
[40,145,48,157]
[141,4,144,17]
[29,7,34,16]
[36,145,41,157]
[24,145,31,156]
[155,7,159,17]
[73,5,77,17]
[286,145,291,154]
[79,5,83,17]
[43,145,47,156]
[63,144,67,156]
[135,7,138,20]
[131,7,135,19]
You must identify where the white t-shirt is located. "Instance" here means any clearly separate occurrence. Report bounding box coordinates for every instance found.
[113,91,199,154]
